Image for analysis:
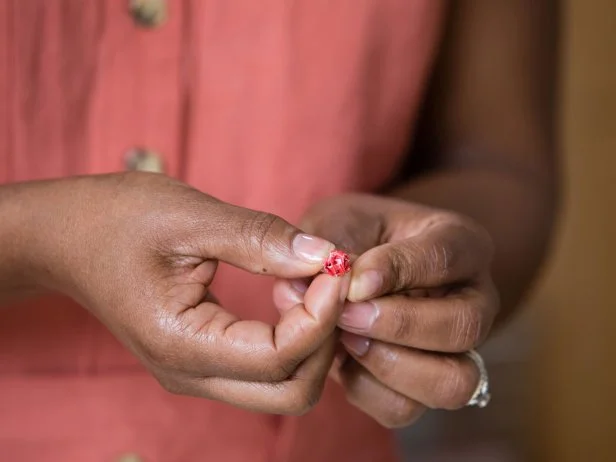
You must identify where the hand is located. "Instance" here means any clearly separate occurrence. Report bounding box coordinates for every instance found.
[16,172,350,415]
[273,194,499,427]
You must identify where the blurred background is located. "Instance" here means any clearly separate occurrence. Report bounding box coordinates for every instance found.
[396,1,616,461]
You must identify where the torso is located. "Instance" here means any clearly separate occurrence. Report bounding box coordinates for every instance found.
[0,1,445,460]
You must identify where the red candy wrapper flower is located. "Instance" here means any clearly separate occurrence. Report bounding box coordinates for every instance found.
[323,250,351,277]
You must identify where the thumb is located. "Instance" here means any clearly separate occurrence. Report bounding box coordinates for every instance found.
[271,196,385,313]
[201,203,335,278]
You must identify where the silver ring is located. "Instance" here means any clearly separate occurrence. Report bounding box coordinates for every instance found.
[464,349,491,408]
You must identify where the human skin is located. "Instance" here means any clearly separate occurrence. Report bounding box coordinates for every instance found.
[0,172,348,415]
[0,0,559,427]
[273,0,560,427]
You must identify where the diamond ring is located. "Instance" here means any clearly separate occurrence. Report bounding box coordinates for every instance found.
[465,349,491,408]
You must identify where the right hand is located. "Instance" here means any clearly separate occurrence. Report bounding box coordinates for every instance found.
[14,172,348,415]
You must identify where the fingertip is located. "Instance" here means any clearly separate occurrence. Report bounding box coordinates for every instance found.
[340,332,371,357]
[303,273,340,308]
[273,275,347,358]
[291,278,310,294]
[329,348,348,385]
[304,272,351,312]
[348,269,383,302]
[292,233,335,265]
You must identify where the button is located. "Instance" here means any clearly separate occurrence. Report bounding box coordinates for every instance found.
[129,0,167,28]
[125,148,165,173]
[116,453,143,462]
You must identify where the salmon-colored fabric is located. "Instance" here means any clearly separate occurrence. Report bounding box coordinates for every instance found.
[0,1,446,461]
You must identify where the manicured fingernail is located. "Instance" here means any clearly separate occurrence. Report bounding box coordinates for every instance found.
[341,332,371,357]
[349,270,382,301]
[292,234,334,263]
[290,279,309,294]
[339,302,377,331]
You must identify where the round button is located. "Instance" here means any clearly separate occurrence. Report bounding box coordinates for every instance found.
[129,0,167,28]
[125,148,165,173]
[116,453,143,462]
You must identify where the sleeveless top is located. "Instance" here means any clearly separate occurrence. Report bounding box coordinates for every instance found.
[0,1,446,461]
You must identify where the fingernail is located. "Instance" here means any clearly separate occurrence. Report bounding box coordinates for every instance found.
[339,302,377,331]
[341,332,371,357]
[290,279,309,294]
[349,270,382,301]
[292,234,334,264]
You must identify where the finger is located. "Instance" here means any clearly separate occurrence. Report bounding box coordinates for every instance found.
[272,256,358,315]
[328,343,349,385]
[339,358,426,428]
[203,203,335,277]
[338,283,499,352]
[167,334,338,415]
[341,333,480,410]
[158,259,219,314]
[348,221,493,301]
[157,272,350,382]
[272,277,310,314]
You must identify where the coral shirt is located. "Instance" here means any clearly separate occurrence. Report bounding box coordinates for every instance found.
[0,1,445,461]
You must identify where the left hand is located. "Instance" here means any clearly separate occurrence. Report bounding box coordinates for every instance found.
[273,194,499,427]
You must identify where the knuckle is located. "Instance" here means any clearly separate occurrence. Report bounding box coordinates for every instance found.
[286,380,325,415]
[268,343,310,382]
[241,211,285,271]
[435,357,477,410]
[430,211,494,269]
[391,301,417,343]
[390,244,422,291]
[249,211,280,243]
[370,347,400,384]
[258,366,286,383]
[450,303,484,352]
[441,210,477,235]
[139,314,189,371]
[263,356,298,382]
[428,241,456,281]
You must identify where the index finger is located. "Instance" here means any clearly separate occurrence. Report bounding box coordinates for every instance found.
[173,272,350,382]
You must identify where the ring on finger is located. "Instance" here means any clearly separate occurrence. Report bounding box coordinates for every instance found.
[464,349,491,408]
